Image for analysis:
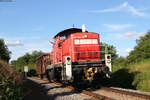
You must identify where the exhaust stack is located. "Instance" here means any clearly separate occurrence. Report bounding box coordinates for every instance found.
[82,24,86,32]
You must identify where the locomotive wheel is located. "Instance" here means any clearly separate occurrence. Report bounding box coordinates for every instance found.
[46,69,54,82]
[54,67,62,82]
[47,70,52,82]
[92,72,109,87]
[72,69,86,88]
[40,74,43,79]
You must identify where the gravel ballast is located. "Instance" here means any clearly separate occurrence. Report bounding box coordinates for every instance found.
[27,78,97,100]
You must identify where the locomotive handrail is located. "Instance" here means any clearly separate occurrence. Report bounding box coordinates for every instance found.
[74,51,102,53]
[74,51,105,53]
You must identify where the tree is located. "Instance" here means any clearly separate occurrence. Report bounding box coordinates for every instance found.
[127,32,150,63]
[0,39,11,62]
[100,42,118,60]
[11,50,43,70]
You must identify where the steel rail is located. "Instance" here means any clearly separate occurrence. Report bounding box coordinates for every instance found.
[101,87,150,100]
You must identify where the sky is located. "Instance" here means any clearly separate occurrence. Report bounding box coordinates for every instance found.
[0,0,150,60]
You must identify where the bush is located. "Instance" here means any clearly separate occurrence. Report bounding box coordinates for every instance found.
[27,69,37,77]
[112,57,127,72]
[0,60,23,100]
[129,59,150,92]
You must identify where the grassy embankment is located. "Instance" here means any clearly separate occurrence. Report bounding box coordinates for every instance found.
[112,59,150,92]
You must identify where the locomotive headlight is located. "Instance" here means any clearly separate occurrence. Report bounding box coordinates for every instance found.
[107,56,111,63]
[66,56,71,65]
[67,57,71,61]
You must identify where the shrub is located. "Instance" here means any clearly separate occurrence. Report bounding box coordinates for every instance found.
[112,57,127,72]
[129,59,150,92]
[113,59,150,92]
[27,69,37,77]
[0,60,23,100]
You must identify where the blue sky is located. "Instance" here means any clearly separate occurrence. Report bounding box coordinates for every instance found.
[0,0,150,60]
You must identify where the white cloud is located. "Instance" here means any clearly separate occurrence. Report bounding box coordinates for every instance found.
[124,48,133,53]
[104,24,133,30]
[92,2,127,13]
[118,48,133,56]
[113,31,145,38]
[90,2,148,16]
[24,41,51,53]
[5,41,23,46]
[3,36,40,41]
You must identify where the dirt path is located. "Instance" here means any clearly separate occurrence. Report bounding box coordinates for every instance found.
[23,79,49,100]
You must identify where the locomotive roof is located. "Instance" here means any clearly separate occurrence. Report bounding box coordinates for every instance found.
[54,28,83,38]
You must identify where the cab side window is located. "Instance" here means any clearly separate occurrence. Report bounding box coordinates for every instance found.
[60,36,66,40]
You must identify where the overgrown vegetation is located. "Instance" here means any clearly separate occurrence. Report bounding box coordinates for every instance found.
[112,32,150,92]
[0,39,24,99]
[0,39,43,99]
[129,59,150,91]
[0,60,23,100]
[11,51,43,73]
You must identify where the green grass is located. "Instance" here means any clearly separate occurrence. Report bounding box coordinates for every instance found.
[129,59,150,92]
[112,59,150,92]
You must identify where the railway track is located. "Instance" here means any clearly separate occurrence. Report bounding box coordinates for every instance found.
[29,77,150,100]
[52,83,114,100]
[97,87,150,100]
[30,77,114,100]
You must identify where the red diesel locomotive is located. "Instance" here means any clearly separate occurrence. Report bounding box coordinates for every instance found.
[36,26,111,85]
